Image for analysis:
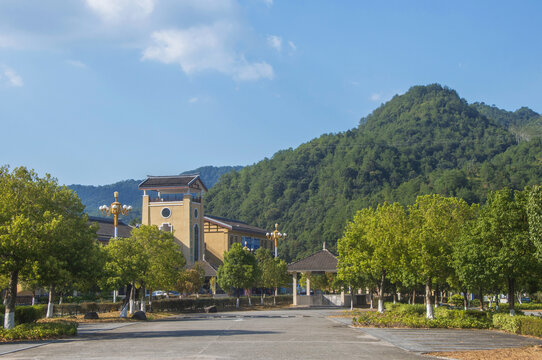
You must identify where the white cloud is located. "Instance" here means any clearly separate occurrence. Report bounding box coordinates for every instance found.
[188,97,198,103]
[142,23,273,81]
[86,0,155,22]
[66,60,87,69]
[234,60,273,81]
[267,35,282,52]
[288,40,296,51]
[1,66,23,87]
[370,93,382,102]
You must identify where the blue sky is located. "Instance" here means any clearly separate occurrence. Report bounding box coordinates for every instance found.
[0,0,541,185]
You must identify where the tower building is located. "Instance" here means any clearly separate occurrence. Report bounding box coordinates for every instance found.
[139,175,207,265]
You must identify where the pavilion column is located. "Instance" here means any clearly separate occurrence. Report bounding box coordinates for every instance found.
[306,272,311,297]
[292,272,298,306]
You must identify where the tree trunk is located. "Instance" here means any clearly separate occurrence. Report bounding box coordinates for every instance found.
[4,271,18,329]
[378,271,385,313]
[462,291,468,311]
[478,287,484,310]
[434,284,438,308]
[260,292,264,306]
[508,277,515,316]
[274,288,277,306]
[46,284,55,318]
[129,282,135,315]
[140,285,146,312]
[425,279,434,319]
[236,297,239,309]
[368,290,373,309]
[412,289,416,305]
[31,290,36,306]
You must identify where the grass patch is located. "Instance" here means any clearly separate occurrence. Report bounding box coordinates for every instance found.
[0,321,77,341]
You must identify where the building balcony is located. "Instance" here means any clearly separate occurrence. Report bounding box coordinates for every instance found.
[149,194,201,203]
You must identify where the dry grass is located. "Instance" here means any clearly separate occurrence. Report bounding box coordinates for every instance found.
[426,345,542,359]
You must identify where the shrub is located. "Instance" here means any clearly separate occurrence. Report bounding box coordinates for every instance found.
[353,306,492,330]
[0,321,77,341]
[493,313,521,333]
[515,303,542,310]
[449,294,464,308]
[53,302,120,316]
[394,304,425,315]
[493,314,542,337]
[470,299,480,307]
[519,316,542,337]
[0,305,47,325]
[150,295,292,313]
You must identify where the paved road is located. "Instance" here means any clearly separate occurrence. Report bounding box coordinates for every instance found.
[0,309,424,360]
[2,308,541,359]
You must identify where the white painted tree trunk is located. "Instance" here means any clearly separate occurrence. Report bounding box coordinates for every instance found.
[4,312,14,329]
[113,290,117,303]
[46,285,55,318]
[129,283,135,315]
[425,280,434,319]
[236,297,240,308]
[378,299,384,313]
[120,303,128,318]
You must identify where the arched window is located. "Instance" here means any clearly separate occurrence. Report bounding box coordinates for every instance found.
[194,224,200,261]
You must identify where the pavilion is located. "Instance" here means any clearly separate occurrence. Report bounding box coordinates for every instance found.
[288,243,351,307]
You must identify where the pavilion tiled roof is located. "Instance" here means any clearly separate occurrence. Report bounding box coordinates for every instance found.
[204,215,267,237]
[139,175,207,192]
[287,248,338,273]
[88,216,133,244]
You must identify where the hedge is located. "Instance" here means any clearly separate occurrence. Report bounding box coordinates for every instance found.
[53,302,121,316]
[0,305,47,325]
[354,304,492,329]
[151,295,293,313]
[0,321,77,341]
[493,313,542,337]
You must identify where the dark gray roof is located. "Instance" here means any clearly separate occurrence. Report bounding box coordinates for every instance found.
[287,249,338,273]
[204,215,267,237]
[88,216,133,244]
[139,175,207,192]
[188,260,217,277]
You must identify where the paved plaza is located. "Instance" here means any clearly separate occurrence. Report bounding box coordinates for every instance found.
[1,308,541,359]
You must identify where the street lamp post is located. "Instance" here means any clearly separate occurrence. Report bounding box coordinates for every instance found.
[266,223,286,258]
[99,191,132,312]
[99,191,132,238]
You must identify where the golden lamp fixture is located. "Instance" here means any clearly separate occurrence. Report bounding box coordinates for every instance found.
[99,191,132,238]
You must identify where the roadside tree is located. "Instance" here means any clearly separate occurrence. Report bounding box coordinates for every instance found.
[217,243,259,308]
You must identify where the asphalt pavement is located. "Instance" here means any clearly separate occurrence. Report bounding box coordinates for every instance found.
[1,308,540,359]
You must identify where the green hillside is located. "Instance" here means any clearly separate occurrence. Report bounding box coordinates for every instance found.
[69,165,243,223]
[471,102,542,141]
[205,84,542,261]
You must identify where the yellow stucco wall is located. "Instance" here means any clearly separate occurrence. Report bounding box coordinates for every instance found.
[203,220,273,267]
[142,193,204,266]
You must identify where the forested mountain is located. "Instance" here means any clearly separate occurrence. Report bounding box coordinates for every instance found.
[471,102,542,141]
[205,84,542,261]
[69,165,243,223]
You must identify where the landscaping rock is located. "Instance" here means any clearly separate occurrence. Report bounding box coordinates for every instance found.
[132,311,147,320]
[204,305,218,313]
[84,312,99,320]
